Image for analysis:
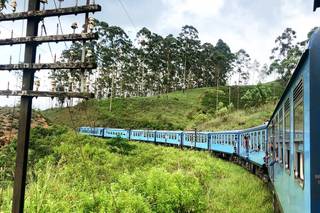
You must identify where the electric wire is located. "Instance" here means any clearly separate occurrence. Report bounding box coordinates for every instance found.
[117,0,137,29]
[41,20,55,61]
[53,0,69,49]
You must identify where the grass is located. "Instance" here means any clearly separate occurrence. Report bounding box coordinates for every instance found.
[0,126,272,212]
[43,82,283,131]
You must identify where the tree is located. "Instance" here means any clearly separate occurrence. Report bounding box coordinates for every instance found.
[178,25,201,92]
[268,28,303,84]
[213,39,235,109]
[53,20,245,104]
[233,49,251,109]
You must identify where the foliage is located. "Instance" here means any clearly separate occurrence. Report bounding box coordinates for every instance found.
[241,84,272,108]
[200,90,225,112]
[44,83,284,131]
[0,128,272,212]
[53,21,236,100]
[268,27,317,84]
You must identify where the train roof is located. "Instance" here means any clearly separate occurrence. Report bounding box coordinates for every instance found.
[240,124,268,133]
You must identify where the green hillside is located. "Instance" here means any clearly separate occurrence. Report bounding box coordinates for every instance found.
[0,126,272,212]
[44,82,283,131]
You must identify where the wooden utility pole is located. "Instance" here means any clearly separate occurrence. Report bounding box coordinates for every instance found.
[12,1,40,212]
[0,1,101,212]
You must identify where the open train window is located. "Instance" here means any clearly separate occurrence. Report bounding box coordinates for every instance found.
[279,108,284,165]
[284,98,291,173]
[293,80,304,187]
[274,115,279,161]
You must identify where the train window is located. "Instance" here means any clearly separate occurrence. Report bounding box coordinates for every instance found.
[293,80,304,187]
[279,108,284,164]
[275,115,279,161]
[262,130,266,151]
[284,98,291,173]
[257,132,261,151]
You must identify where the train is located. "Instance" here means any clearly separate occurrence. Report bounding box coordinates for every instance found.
[79,29,320,212]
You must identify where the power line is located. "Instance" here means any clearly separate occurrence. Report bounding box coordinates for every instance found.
[53,0,68,49]
[117,0,137,29]
[41,20,55,61]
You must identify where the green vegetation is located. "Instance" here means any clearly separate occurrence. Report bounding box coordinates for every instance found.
[44,82,283,131]
[0,126,272,212]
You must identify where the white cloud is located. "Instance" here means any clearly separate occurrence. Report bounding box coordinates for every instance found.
[159,0,224,30]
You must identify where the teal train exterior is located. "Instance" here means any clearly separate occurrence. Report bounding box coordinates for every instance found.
[79,29,320,213]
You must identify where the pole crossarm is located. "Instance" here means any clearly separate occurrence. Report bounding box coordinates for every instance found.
[0,4,101,21]
[0,33,98,46]
[0,90,94,99]
[0,62,97,70]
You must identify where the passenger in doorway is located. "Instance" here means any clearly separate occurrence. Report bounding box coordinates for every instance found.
[244,135,250,157]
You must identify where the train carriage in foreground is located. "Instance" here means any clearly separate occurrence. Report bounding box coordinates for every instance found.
[79,29,320,213]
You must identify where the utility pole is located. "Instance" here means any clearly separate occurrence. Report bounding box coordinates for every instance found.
[0,1,101,212]
[12,1,40,212]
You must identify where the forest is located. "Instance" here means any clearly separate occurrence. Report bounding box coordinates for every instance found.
[52,20,317,100]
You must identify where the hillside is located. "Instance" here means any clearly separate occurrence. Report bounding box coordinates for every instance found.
[0,107,48,147]
[0,126,272,212]
[43,82,284,131]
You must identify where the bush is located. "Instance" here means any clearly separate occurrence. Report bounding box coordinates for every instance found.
[241,84,272,108]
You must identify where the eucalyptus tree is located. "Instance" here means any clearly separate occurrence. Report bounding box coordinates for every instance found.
[233,49,251,109]
[269,28,303,84]
[200,43,217,87]
[95,21,133,110]
[161,34,180,95]
[213,39,235,109]
[178,25,201,92]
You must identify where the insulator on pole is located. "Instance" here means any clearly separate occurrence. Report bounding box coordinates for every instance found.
[0,2,4,11]
[51,78,57,92]
[71,22,78,34]
[88,17,95,32]
[40,0,48,10]
[35,79,40,91]
[86,49,93,59]
[10,0,17,12]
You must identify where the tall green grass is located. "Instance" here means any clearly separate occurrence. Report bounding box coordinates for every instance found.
[0,127,272,212]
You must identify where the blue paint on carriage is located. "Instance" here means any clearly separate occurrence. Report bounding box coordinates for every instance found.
[155,131,182,145]
[211,144,235,154]
[79,127,104,137]
[248,151,265,167]
[130,130,155,142]
[103,128,129,139]
[238,125,268,166]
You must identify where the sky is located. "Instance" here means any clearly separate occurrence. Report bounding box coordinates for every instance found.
[0,0,319,109]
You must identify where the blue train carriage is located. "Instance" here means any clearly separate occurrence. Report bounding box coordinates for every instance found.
[209,130,240,154]
[103,128,129,139]
[182,131,209,150]
[265,29,320,213]
[79,127,104,137]
[155,130,183,145]
[238,125,268,167]
[130,129,156,142]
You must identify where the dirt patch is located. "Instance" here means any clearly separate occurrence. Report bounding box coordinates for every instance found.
[0,107,48,147]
